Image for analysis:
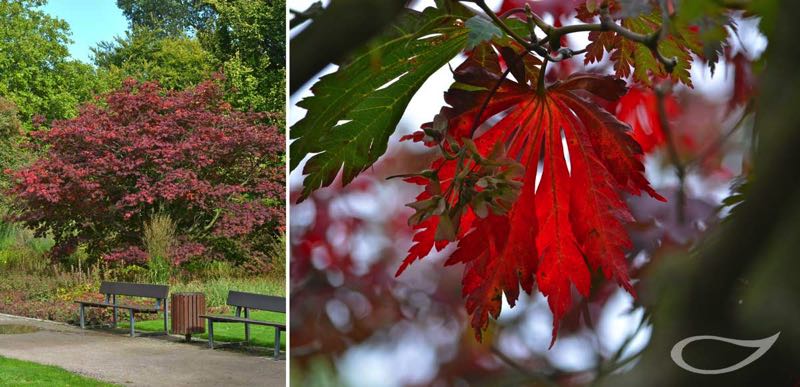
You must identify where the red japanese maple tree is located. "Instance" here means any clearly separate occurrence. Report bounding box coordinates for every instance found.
[8,79,284,266]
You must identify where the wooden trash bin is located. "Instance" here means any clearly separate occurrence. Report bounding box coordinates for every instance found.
[171,292,206,341]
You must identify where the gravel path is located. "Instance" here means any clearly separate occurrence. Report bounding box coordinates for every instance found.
[0,314,284,387]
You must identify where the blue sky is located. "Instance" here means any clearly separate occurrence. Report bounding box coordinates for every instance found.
[39,0,129,64]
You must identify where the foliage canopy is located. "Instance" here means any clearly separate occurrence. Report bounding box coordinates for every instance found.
[8,80,285,267]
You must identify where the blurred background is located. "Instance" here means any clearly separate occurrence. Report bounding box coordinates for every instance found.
[288,1,791,385]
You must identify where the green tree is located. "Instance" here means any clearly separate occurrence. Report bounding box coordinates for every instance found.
[0,0,99,123]
[201,0,285,113]
[92,27,219,91]
[116,0,213,37]
[111,0,286,114]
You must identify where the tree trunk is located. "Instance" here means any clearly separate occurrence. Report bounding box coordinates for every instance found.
[608,3,800,386]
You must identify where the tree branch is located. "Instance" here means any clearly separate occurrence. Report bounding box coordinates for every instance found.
[461,1,677,73]
[465,0,535,50]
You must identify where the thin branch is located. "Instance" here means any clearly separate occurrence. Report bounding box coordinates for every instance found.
[464,0,534,50]
[592,313,648,383]
[655,81,686,224]
[490,346,557,386]
[551,22,605,38]
[524,5,538,44]
[527,9,554,35]
[499,7,526,19]
[598,6,677,72]
[545,47,587,62]
[598,346,647,378]
[468,51,527,138]
[461,1,677,73]
[462,0,679,81]
[686,101,754,168]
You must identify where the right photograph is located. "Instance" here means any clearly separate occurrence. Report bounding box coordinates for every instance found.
[289,1,799,386]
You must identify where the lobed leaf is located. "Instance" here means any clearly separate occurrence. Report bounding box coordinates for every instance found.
[579,2,706,87]
[399,44,664,344]
[291,2,473,201]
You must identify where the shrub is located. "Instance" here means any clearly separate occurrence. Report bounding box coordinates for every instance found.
[7,79,285,266]
[0,97,21,139]
[0,227,52,274]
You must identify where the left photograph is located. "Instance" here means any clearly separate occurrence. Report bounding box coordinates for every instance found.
[0,1,286,386]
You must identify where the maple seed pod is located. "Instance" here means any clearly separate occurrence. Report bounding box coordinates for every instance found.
[423,113,448,143]
[434,213,456,241]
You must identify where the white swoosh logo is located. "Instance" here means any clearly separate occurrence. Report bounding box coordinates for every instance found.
[670,332,780,374]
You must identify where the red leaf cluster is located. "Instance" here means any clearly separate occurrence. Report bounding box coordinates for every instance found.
[399,45,664,345]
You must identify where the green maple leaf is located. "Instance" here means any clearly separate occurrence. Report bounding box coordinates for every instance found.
[291,2,472,201]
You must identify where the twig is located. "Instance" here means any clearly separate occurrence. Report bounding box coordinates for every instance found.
[593,313,648,383]
[598,7,677,72]
[686,101,754,168]
[468,51,527,138]
[462,1,677,73]
[655,81,686,224]
[499,7,526,19]
[490,346,558,386]
[466,0,535,50]
[545,47,587,62]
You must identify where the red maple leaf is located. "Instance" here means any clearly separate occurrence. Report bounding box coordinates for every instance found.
[614,85,680,153]
[398,44,665,345]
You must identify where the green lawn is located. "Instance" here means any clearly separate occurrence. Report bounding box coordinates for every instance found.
[0,356,115,386]
[120,310,285,350]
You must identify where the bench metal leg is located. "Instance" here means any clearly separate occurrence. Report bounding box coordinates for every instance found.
[208,321,214,349]
[112,306,117,328]
[273,328,281,360]
[244,308,250,343]
[164,298,169,334]
[79,304,85,329]
[129,312,135,337]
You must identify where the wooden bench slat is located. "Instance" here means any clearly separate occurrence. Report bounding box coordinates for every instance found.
[75,300,161,313]
[99,281,169,299]
[226,291,285,313]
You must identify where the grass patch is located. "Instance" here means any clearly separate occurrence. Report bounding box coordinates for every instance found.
[0,355,115,386]
[121,309,285,350]
[172,276,285,308]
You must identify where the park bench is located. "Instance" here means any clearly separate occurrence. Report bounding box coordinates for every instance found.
[200,291,286,359]
[75,281,169,337]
